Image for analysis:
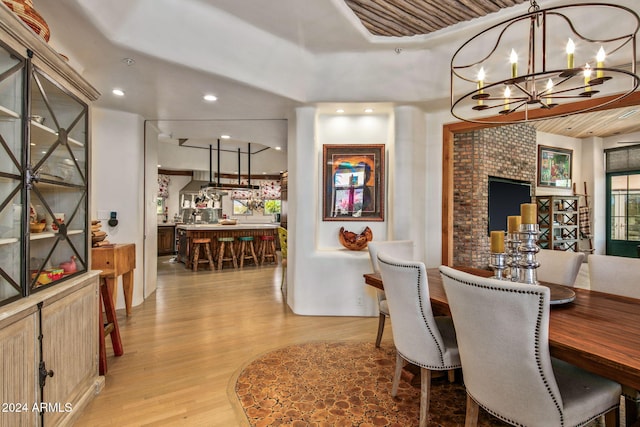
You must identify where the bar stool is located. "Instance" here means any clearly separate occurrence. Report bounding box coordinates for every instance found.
[191,238,215,271]
[217,236,238,269]
[259,235,277,265]
[238,236,259,267]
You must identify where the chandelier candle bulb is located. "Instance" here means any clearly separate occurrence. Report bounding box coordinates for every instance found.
[546,79,553,104]
[596,46,605,79]
[566,38,575,69]
[490,230,505,253]
[507,215,521,233]
[477,67,485,106]
[510,49,518,78]
[521,203,537,224]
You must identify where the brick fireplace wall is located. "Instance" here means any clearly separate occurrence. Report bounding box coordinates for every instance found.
[453,124,537,268]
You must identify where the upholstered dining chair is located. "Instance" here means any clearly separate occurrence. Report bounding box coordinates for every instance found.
[439,266,621,427]
[588,253,640,413]
[377,254,460,427]
[536,249,585,287]
[589,254,640,299]
[367,240,414,347]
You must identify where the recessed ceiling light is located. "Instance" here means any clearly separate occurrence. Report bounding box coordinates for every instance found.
[157,164,161,168]
[364,108,374,113]
[336,109,345,113]
[275,146,281,150]
[221,134,231,139]
[122,58,135,66]
[112,89,125,96]
[204,94,218,102]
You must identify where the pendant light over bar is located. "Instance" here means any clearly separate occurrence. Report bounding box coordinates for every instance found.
[450,1,640,124]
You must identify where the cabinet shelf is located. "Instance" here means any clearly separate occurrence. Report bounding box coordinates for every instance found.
[0,104,19,119]
[0,237,18,246]
[31,121,84,147]
[30,229,83,241]
[536,195,581,253]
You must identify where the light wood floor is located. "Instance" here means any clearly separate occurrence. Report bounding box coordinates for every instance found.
[72,256,381,426]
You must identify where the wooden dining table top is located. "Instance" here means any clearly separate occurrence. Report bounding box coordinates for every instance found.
[363,267,640,392]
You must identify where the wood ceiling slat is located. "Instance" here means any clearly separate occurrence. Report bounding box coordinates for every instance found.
[344,0,527,37]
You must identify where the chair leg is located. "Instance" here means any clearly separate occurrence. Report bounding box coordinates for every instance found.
[604,407,619,427]
[465,393,479,427]
[375,313,386,348]
[447,369,456,383]
[392,352,405,397]
[419,367,431,427]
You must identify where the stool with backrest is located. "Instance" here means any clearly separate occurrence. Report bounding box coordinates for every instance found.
[238,236,259,267]
[259,234,277,265]
[439,265,621,427]
[190,237,215,271]
[217,236,238,269]
[277,227,288,289]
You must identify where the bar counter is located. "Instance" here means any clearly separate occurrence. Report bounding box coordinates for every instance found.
[175,223,279,267]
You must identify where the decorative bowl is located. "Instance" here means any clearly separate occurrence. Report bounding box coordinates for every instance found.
[219,219,237,225]
[30,222,45,233]
[338,226,373,251]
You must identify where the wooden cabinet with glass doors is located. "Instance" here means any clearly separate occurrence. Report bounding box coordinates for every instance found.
[0,39,94,306]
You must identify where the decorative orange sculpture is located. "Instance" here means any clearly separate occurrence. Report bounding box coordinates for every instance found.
[338,226,373,251]
[2,0,50,42]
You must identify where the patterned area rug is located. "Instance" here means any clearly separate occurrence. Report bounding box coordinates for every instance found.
[234,341,510,427]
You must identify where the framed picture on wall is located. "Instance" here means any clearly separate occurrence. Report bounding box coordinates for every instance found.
[322,144,385,221]
[537,145,573,188]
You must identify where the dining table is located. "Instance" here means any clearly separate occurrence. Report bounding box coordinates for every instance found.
[364,267,640,426]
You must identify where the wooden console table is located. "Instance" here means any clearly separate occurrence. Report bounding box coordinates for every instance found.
[92,243,136,316]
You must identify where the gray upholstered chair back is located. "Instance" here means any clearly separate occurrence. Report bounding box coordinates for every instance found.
[537,249,585,287]
[439,266,565,425]
[367,240,414,273]
[589,254,640,299]
[377,254,457,369]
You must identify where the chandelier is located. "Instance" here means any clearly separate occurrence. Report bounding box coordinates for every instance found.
[450,1,640,124]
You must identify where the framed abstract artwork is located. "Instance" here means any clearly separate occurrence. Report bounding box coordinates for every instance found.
[322,144,384,221]
[537,145,573,188]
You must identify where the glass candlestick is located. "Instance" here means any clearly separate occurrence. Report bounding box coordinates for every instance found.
[489,252,509,280]
[518,223,540,284]
[506,232,522,282]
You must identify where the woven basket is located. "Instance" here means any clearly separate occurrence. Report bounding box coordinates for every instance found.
[2,0,50,42]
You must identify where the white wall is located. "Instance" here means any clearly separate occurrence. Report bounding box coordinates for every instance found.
[91,108,147,311]
[289,105,427,316]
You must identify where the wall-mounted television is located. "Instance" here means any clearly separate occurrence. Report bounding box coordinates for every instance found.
[488,177,532,235]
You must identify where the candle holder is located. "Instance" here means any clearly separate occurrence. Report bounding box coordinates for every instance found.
[518,223,540,284]
[506,232,522,282]
[489,252,509,280]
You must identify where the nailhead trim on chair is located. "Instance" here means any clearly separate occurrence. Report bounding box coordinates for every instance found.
[379,257,460,371]
[439,270,566,425]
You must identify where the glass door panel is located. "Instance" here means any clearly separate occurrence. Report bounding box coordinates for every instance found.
[0,43,24,306]
[28,67,88,292]
[607,172,640,257]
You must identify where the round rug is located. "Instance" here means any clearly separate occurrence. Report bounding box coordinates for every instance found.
[234,341,509,427]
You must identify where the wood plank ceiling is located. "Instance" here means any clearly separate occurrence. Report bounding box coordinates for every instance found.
[343,0,640,139]
[343,0,527,37]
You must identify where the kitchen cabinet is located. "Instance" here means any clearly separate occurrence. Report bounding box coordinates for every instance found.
[158,225,175,255]
[536,195,580,251]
